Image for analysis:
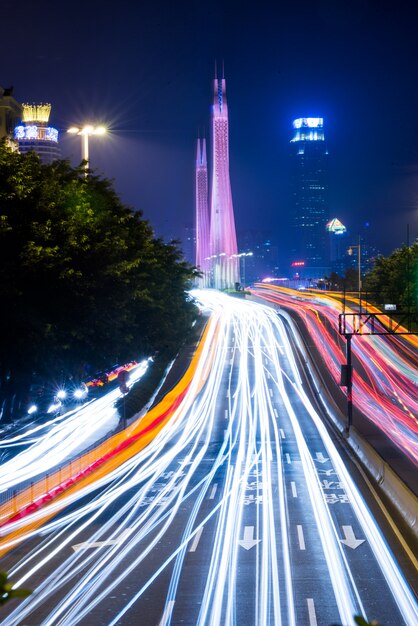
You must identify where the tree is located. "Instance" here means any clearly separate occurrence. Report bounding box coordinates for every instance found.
[363,243,418,311]
[0,142,197,421]
[0,571,31,606]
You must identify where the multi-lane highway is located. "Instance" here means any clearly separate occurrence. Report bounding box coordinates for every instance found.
[0,291,416,625]
[251,283,418,472]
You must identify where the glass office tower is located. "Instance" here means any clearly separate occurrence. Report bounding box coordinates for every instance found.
[290,117,329,278]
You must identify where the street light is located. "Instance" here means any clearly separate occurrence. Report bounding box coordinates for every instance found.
[67,125,106,176]
[348,236,362,293]
[232,252,253,286]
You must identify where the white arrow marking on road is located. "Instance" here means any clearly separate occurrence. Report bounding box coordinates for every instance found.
[340,525,365,549]
[238,526,261,550]
[315,452,329,463]
[72,528,131,551]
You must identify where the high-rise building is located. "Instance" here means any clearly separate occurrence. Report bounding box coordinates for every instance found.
[290,117,329,277]
[326,217,347,275]
[209,75,239,289]
[0,85,22,142]
[195,138,210,286]
[14,103,60,164]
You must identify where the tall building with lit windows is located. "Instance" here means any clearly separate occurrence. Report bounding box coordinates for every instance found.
[14,103,60,164]
[209,75,239,289]
[290,117,329,277]
[195,137,210,287]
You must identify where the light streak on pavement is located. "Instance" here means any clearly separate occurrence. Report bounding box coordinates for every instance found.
[252,284,418,465]
[0,291,416,625]
[0,360,150,492]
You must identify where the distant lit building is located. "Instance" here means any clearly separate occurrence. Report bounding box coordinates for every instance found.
[326,217,347,274]
[0,85,22,143]
[290,117,329,278]
[14,103,60,164]
[238,230,280,283]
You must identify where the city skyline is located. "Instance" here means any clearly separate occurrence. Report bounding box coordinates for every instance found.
[2,0,418,267]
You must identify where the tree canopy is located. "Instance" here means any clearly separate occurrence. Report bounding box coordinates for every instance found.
[363,242,418,311]
[0,142,197,416]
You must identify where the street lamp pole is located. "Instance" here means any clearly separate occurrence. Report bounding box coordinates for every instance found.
[67,125,107,177]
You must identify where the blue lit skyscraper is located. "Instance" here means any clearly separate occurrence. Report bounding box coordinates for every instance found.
[290,117,329,277]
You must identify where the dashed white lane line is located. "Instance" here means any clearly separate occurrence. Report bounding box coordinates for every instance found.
[285,453,291,464]
[280,429,286,439]
[209,484,218,499]
[225,409,228,420]
[189,527,204,552]
[274,408,278,418]
[297,525,306,550]
[291,481,298,498]
[307,598,318,626]
[269,388,273,397]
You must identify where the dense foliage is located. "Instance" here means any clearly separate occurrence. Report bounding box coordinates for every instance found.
[0,142,197,420]
[363,242,418,310]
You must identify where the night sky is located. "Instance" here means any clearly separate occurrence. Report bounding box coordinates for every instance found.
[3,0,418,267]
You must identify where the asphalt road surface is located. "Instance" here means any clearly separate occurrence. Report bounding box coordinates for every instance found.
[1,290,416,625]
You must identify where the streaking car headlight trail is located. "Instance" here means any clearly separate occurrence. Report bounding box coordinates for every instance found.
[0,291,416,626]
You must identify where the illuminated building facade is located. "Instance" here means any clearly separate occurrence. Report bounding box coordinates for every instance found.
[326,217,347,275]
[0,85,22,143]
[209,75,239,289]
[195,138,210,286]
[291,117,329,277]
[14,103,60,164]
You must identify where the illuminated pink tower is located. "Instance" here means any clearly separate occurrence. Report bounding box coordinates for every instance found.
[209,73,239,289]
[195,138,210,286]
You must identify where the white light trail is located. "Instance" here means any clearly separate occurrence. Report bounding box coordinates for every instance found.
[1,291,416,626]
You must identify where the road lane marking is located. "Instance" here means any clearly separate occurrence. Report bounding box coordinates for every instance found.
[297,525,305,550]
[291,481,298,498]
[286,453,291,464]
[280,429,286,439]
[158,600,175,626]
[274,408,278,418]
[269,388,273,397]
[238,526,261,550]
[225,409,228,420]
[72,528,131,551]
[340,525,365,549]
[209,484,218,499]
[307,598,317,626]
[315,452,329,463]
[189,526,204,552]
